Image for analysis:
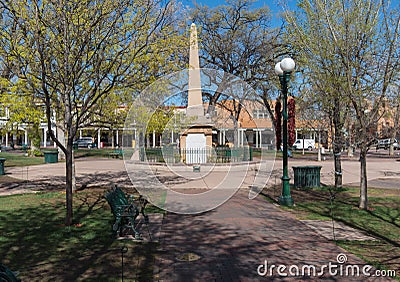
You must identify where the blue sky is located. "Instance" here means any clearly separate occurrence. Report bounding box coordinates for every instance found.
[180,0,299,27]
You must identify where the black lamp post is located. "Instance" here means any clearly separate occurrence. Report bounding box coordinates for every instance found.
[275,58,295,206]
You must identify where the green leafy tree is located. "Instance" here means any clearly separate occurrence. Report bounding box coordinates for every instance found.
[285,0,400,209]
[0,0,186,225]
[0,78,43,151]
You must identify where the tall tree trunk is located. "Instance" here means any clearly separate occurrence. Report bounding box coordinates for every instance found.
[333,135,342,187]
[233,118,238,148]
[333,97,342,187]
[347,123,354,157]
[72,150,76,192]
[65,138,74,225]
[359,146,368,210]
[389,105,399,157]
[317,129,321,162]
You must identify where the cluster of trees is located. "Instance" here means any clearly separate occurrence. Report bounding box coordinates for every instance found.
[0,0,398,223]
[193,0,399,210]
[284,0,399,209]
[0,0,188,225]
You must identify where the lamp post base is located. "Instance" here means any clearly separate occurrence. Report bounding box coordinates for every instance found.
[279,176,294,206]
[278,195,294,206]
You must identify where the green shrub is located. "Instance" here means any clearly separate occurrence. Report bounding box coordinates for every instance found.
[29,149,43,157]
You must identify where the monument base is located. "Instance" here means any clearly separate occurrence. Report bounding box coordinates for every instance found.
[180,125,213,164]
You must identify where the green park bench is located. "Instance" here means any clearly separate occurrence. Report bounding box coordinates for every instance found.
[104,185,148,240]
[108,149,123,159]
[0,263,20,282]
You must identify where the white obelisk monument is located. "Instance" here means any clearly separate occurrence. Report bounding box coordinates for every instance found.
[187,23,203,117]
[180,23,213,164]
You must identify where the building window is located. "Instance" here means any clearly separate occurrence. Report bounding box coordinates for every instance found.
[252,109,269,119]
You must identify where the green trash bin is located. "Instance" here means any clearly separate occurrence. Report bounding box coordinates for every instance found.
[0,158,6,175]
[44,151,59,163]
[292,165,322,188]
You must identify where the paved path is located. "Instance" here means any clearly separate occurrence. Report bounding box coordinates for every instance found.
[5,155,400,189]
[155,189,392,281]
[0,159,131,195]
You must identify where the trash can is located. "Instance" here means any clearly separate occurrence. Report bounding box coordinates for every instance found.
[292,165,322,188]
[0,158,5,175]
[44,151,58,163]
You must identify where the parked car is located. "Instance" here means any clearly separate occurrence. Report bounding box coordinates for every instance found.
[376,138,398,150]
[73,137,96,149]
[292,139,315,150]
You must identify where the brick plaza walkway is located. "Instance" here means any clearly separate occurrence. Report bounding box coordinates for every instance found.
[155,189,394,281]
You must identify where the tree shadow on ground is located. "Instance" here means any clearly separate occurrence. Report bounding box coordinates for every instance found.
[1,170,186,195]
[288,187,400,246]
[262,186,400,276]
[0,191,157,281]
[155,191,375,281]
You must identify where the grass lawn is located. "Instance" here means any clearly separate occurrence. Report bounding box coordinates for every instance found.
[0,152,45,167]
[0,188,161,281]
[74,148,135,159]
[263,185,400,279]
[74,148,116,159]
[0,148,135,168]
[251,148,276,160]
